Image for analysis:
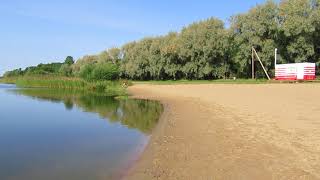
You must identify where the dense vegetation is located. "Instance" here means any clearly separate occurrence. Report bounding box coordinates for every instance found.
[3,0,320,81]
[13,76,126,96]
[2,55,124,94]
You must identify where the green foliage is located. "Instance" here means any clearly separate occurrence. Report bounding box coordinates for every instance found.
[179,18,229,79]
[79,63,120,81]
[16,76,87,89]
[4,68,24,77]
[27,63,64,75]
[59,64,73,77]
[120,18,230,80]
[13,76,126,96]
[279,0,315,63]
[3,56,76,78]
[230,0,279,77]
[64,56,75,65]
[0,77,18,84]
[97,47,121,64]
[4,63,64,77]
[79,64,95,80]
[72,55,98,76]
[117,0,320,80]
[133,79,269,85]
[91,63,119,81]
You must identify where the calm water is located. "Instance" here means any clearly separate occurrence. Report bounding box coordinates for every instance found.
[0,84,162,180]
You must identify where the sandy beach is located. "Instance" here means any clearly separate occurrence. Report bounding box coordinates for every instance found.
[126,84,320,180]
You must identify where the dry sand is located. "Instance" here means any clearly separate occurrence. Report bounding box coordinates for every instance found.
[126,84,320,180]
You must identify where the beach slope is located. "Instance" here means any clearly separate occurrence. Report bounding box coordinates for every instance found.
[126,84,320,180]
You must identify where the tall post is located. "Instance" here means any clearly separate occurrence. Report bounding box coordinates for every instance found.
[252,47,254,79]
[274,48,277,69]
[252,47,271,80]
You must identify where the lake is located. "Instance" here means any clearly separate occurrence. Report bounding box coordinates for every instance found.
[0,84,162,180]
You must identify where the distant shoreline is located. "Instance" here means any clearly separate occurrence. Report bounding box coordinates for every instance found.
[0,76,127,96]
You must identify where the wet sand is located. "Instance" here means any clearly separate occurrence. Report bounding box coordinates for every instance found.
[126,84,320,180]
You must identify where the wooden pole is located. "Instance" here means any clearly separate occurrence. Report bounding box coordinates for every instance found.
[274,48,277,68]
[252,47,271,80]
[252,47,254,79]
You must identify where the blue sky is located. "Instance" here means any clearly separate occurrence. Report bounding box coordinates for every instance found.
[0,0,267,75]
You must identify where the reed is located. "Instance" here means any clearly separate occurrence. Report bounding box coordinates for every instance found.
[0,77,18,84]
[3,76,127,96]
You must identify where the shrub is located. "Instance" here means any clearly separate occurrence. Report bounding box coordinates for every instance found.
[59,64,73,77]
[79,64,95,80]
[91,63,119,81]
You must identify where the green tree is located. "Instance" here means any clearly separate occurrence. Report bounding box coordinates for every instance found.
[64,56,74,65]
[3,68,24,77]
[178,18,229,79]
[311,0,320,74]
[72,55,98,76]
[160,32,182,80]
[121,39,153,80]
[230,0,278,77]
[98,47,121,65]
[278,0,315,63]
[108,47,121,64]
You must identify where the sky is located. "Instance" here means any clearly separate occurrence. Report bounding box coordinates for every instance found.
[0,0,267,75]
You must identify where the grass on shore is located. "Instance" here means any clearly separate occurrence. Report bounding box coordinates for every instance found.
[2,76,320,94]
[133,79,269,85]
[0,77,17,84]
[0,76,127,96]
[133,77,320,85]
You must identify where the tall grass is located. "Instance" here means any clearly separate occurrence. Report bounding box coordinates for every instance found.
[16,76,87,89]
[1,76,127,96]
[133,78,320,85]
[133,79,269,85]
[0,77,18,84]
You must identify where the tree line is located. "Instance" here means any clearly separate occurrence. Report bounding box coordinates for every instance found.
[4,56,75,77]
[4,0,320,80]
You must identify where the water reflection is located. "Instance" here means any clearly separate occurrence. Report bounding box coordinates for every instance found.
[0,86,162,180]
[11,88,163,134]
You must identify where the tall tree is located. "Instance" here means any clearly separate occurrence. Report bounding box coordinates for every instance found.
[121,39,153,80]
[98,47,121,64]
[64,56,74,65]
[279,0,315,63]
[178,18,229,79]
[160,32,182,80]
[72,55,98,75]
[311,0,320,74]
[231,0,278,77]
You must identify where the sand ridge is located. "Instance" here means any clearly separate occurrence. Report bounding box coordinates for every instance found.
[126,84,320,180]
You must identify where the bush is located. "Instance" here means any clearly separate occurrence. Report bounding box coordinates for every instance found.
[79,64,95,80]
[59,64,73,77]
[91,63,119,81]
[78,63,119,81]
[4,68,24,77]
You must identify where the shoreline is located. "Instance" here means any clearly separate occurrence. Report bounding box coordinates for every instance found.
[124,86,171,180]
[125,83,320,179]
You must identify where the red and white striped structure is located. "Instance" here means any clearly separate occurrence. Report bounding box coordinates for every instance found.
[275,63,316,80]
